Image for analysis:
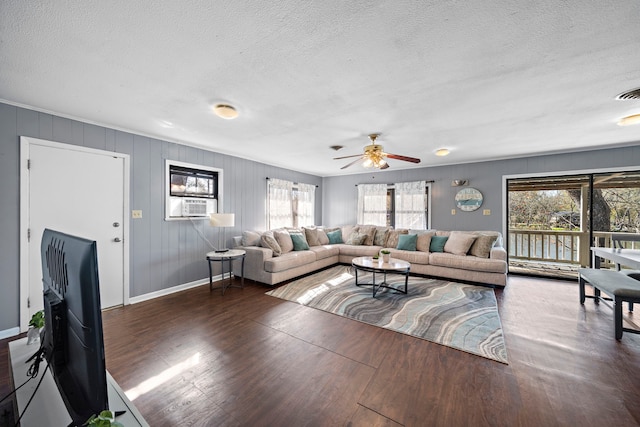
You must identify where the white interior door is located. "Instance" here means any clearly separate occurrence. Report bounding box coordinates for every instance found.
[21,138,128,329]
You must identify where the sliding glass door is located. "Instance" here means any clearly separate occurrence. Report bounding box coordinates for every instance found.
[507,170,640,278]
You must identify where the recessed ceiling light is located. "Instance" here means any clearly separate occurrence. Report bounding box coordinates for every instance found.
[618,114,640,126]
[213,104,239,120]
[435,148,450,156]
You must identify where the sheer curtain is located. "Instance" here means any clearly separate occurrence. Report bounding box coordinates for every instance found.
[395,180,427,229]
[357,183,388,225]
[268,178,293,229]
[294,183,315,227]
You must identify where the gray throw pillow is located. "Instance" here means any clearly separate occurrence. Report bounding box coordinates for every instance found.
[303,227,321,246]
[443,232,477,256]
[274,229,293,253]
[345,232,367,246]
[317,228,329,245]
[260,232,282,257]
[469,234,498,258]
[241,230,262,247]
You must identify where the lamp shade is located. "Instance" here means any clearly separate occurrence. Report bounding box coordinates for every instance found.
[209,213,235,227]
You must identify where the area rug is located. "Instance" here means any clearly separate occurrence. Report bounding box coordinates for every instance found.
[266,265,508,363]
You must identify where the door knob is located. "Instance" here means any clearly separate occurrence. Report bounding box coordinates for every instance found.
[113,222,120,227]
[113,237,122,242]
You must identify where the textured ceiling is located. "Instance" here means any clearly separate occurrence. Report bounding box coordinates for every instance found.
[2,0,640,176]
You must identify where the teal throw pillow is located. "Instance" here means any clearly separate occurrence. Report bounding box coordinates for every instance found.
[429,235,449,252]
[397,233,418,251]
[290,233,310,251]
[327,229,343,244]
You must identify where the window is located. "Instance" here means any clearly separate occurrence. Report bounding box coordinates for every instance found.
[267,179,316,229]
[165,160,222,220]
[357,181,431,228]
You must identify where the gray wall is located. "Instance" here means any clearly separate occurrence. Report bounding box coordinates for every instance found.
[322,146,640,231]
[3,100,639,333]
[0,102,321,332]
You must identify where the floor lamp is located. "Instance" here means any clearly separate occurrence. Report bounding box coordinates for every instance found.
[209,213,235,252]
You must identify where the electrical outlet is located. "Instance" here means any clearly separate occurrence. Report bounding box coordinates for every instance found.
[451,209,456,215]
[132,210,143,219]
[483,209,491,216]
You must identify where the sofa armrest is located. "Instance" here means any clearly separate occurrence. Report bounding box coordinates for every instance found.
[490,246,507,262]
[242,245,273,266]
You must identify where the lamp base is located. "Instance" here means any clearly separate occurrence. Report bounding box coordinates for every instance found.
[215,248,229,253]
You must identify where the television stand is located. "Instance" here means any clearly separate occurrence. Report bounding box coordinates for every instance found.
[9,337,148,426]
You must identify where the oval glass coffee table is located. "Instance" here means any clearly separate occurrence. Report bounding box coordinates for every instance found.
[351,256,411,297]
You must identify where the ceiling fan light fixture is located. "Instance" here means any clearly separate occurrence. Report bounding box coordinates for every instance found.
[435,148,450,156]
[213,104,239,120]
[617,114,640,126]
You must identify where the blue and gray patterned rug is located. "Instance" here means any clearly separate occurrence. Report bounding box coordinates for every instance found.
[266,265,508,363]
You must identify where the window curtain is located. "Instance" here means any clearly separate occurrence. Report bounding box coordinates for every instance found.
[268,178,294,229]
[294,183,315,227]
[395,180,427,229]
[357,183,388,225]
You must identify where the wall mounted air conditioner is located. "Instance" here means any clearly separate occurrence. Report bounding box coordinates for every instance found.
[168,197,216,218]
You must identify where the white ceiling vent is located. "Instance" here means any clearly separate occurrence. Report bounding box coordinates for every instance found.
[616,88,640,100]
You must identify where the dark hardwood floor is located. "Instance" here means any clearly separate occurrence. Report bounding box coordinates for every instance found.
[3,272,640,426]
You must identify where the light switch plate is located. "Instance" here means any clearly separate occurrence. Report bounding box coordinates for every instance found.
[451,209,456,215]
[132,210,143,219]
[483,209,491,215]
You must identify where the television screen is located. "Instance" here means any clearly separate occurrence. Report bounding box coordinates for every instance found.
[40,229,109,425]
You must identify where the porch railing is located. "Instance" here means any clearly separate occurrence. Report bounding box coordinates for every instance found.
[508,230,640,267]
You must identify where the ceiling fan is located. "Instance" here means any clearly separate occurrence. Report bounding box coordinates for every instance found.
[333,134,421,170]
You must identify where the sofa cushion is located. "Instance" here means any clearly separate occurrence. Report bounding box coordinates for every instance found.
[388,249,430,265]
[291,232,310,251]
[443,232,477,256]
[345,231,367,245]
[327,229,344,244]
[274,229,294,253]
[373,227,391,246]
[260,232,282,257]
[356,225,377,246]
[242,230,262,247]
[334,244,381,257]
[416,231,435,252]
[317,228,329,245]
[341,225,356,242]
[264,250,317,273]
[303,227,321,246]
[429,235,448,252]
[386,229,409,248]
[397,234,418,251]
[429,252,507,274]
[469,234,499,258]
[309,245,340,260]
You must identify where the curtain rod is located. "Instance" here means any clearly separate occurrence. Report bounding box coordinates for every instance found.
[266,177,319,188]
[355,180,435,186]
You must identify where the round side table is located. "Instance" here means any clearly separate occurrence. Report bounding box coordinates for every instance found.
[206,249,246,295]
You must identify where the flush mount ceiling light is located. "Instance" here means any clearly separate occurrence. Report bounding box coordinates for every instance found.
[618,114,640,126]
[435,148,450,156]
[213,104,238,120]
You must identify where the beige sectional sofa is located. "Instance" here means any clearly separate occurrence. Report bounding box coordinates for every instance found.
[232,225,508,287]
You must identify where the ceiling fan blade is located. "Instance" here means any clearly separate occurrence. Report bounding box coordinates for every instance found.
[341,156,365,169]
[333,153,365,160]
[386,153,421,164]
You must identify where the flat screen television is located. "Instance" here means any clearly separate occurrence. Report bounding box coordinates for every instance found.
[40,229,109,425]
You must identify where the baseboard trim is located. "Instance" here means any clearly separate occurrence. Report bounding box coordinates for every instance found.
[129,275,223,305]
[0,327,20,340]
